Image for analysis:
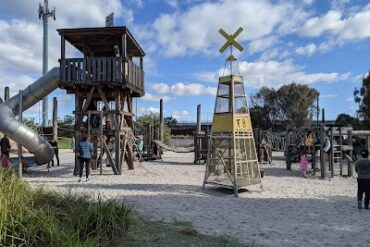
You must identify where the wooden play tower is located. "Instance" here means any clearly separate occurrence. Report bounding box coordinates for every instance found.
[58,26,145,174]
[203,28,261,195]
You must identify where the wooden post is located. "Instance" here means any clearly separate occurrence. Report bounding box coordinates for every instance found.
[348,128,353,177]
[52,97,58,141]
[285,130,291,170]
[122,33,127,59]
[61,36,65,59]
[195,104,201,164]
[339,127,343,176]
[115,91,121,174]
[312,130,316,174]
[18,90,23,178]
[321,108,325,123]
[73,93,81,176]
[4,87,9,101]
[100,112,103,175]
[160,99,164,142]
[320,125,326,179]
[329,127,334,178]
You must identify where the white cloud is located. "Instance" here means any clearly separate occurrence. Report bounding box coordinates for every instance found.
[248,36,279,54]
[299,4,370,41]
[234,60,351,88]
[170,83,216,96]
[193,71,218,83]
[321,94,338,98]
[0,0,127,81]
[172,110,189,120]
[151,0,309,56]
[303,0,315,5]
[295,43,317,56]
[152,83,170,94]
[139,106,159,115]
[142,93,170,102]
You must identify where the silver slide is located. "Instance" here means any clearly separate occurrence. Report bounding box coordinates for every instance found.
[0,67,59,164]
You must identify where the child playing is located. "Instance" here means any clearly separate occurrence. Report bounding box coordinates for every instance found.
[300,150,309,177]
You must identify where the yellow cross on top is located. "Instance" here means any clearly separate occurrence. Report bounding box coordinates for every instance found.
[219,27,244,54]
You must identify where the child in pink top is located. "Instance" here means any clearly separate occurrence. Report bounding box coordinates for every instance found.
[300,151,309,177]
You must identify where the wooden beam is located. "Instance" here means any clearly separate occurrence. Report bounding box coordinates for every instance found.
[104,141,118,175]
[96,86,118,129]
[81,86,95,112]
[115,90,121,174]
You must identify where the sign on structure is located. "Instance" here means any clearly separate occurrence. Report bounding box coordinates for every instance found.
[106,12,114,27]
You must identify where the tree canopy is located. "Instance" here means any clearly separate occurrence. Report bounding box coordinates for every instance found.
[354,72,370,127]
[250,83,319,129]
[335,113,360,129]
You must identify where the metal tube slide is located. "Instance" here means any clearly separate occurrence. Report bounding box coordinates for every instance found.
[0,67,59,164]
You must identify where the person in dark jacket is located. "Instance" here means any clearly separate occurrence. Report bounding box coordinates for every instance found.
[0,135,11,168]
[76,135,93,182]
[48,137,59,167]
[355,149,370,209]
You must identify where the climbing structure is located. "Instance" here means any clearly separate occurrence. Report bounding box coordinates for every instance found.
[58,26,145,174]
[203,28,261,195]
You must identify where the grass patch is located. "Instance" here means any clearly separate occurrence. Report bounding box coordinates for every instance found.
[0,169,247,247]
[0,169,132,247]
[123,218,246,247]
[57,137,72,149]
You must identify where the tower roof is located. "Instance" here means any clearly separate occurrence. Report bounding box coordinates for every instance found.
[57,26,145,57]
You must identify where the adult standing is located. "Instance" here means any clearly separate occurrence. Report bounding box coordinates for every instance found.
[76,135,93,182]
[355,150,370,209]
[0,135,11,168]
[48,137,59,167]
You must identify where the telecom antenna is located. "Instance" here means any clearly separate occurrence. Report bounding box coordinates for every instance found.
[38,0,56,127]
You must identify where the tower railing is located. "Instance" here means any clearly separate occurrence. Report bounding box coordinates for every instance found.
[59,57,144,91]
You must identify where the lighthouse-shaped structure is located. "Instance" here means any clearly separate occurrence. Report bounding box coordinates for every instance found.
[203,27,261,196]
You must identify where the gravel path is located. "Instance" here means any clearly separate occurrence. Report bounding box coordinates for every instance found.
[24,150,370,247]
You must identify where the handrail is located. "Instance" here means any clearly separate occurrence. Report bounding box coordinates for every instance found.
[60,57,144,92]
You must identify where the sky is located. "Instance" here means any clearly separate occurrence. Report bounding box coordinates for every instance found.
[0,0,369,123]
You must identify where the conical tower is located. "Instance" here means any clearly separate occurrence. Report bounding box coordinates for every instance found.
[203,28,261,196]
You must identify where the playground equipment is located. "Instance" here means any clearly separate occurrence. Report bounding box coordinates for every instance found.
[194,104,210,164]
[0,68,59,165]
[203,27,262,196]
[57,26,145,175]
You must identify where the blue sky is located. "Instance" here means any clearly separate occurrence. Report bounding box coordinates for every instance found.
[0,0,369,123]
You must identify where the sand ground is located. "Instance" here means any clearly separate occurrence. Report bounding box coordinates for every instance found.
[24,150,370,247]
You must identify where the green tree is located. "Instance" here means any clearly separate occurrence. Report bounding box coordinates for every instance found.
[354,72,370,127]
[58,115,75,138]
[250,83,319,129]
[137,113,172,145]
[22,118,37,129]
[276,83,319,128]
[164,116,178,127]
[335,113,360,129]
[250,87,279,129]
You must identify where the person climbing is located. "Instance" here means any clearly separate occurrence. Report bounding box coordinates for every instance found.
[0,135,11,168]
[76,135,93,182]
[355,150,370,209]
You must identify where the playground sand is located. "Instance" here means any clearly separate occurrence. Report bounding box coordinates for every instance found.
[24,150,370,247]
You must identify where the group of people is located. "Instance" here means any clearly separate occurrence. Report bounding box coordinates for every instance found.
[297,131,370,210]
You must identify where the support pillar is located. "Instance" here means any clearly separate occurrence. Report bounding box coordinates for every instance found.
[52,97,58,141]
[4,87,9,101]
[160,98,164,142]
[18,90,23,178]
